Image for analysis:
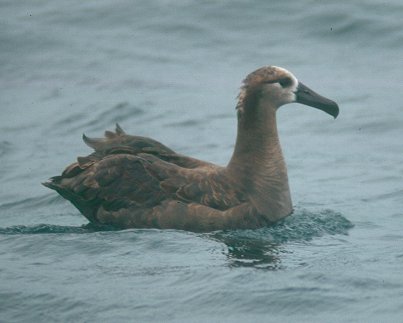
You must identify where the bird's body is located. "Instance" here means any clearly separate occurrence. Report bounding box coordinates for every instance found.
[44,66,339,232]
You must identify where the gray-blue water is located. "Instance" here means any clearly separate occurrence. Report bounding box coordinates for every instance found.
[1,0,403,322]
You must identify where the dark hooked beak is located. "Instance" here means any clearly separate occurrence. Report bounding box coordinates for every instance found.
[296,82,339,118]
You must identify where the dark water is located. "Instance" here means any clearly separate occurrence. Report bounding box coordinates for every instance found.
[1,0,403,322]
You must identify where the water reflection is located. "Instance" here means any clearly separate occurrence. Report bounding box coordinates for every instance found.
[211,231,283,269]
[0,209,353,271]
[210,209,353,269]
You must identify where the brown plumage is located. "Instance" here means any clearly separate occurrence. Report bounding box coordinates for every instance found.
[43,66,339,232]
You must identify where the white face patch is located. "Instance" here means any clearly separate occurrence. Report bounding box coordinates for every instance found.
[261,67,299,107]
[289,76,299,95]
[272,66,298,92]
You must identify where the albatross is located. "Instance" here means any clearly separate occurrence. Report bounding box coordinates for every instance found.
[43,66,339,232]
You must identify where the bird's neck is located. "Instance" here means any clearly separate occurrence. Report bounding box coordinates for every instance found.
[226,100,292,221]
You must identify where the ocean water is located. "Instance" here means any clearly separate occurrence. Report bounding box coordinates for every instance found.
[1,0,403,322]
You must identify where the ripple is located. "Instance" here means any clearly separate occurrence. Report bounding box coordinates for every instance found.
[0,194,62,211]
[54,102,145,135]
[0,223,117,235]
[166,119,201,128]
[214,209,353,244]
[210,209,353,269]
[0,140,13,157]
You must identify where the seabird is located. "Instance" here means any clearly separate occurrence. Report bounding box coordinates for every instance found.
[43,66,339,232]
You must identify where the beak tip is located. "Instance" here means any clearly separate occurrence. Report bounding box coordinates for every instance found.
[331,103,340,119]
[296,82,340,119]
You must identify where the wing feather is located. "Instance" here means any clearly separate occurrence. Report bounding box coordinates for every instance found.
[44,124,246,229]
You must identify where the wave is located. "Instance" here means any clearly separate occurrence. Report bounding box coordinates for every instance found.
[0,194,63,211]
[53,102,145,135]
[210,209,353,269]
[0,208,353,271]
[0,140,13,157]
[0,223,117,235]
[0,208,352,238]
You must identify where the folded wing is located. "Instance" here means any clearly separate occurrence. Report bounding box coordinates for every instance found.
[43,124,253,230]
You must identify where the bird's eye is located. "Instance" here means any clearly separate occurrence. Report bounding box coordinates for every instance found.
[279,77,292,88]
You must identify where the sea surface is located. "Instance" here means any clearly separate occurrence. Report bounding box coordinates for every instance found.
[1,0,403,322]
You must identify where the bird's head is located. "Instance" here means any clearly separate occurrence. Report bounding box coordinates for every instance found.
[237,66,339,118]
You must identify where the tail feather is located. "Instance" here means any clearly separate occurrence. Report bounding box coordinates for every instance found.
[104,130,117,139]
[42,179,60,190]
[82,133,105,150]
[83,124,126,151]
[42,179,99,223]
[115,123,126,135]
